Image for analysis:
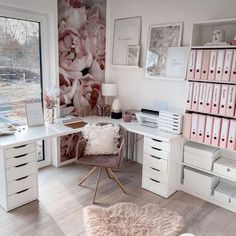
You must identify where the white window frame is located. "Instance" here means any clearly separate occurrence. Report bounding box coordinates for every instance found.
[0,5,54,168]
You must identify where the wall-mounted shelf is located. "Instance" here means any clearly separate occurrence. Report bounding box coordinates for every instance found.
[145,74,186,82]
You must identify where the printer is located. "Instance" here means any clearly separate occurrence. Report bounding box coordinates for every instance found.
[135,108,183,134]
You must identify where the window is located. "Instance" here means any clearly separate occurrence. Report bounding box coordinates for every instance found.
[0,16,44,161]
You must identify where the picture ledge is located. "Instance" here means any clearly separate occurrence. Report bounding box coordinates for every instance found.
[145,75,186,82]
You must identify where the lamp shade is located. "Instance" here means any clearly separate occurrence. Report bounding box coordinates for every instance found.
[102,84,117,97]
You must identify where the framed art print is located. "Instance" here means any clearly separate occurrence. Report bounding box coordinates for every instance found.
[112,16,141,65]
[127,45,140,66]
[145,22,183,78]
[25,102,44,127]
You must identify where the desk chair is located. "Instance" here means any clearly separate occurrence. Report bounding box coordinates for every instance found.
[75,124,127,203]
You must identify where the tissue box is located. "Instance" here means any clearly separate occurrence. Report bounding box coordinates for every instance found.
[214,183,236,203]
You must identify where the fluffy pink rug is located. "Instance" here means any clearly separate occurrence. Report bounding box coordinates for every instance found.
[83,202,185,236]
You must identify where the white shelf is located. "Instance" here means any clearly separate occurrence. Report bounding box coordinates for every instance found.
[179,184,236,213]
[111,65,141,69]
[185,109,236,120]
[184,138,236,153]
[182,162,236,183]
[145,74,186,82]
[188,79,236,85]
[191,45,236,49]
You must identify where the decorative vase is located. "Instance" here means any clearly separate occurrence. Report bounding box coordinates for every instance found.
[45,108,54,124]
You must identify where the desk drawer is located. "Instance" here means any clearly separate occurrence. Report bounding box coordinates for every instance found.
[6,152,36,169]
[144,146,169,160]
[8,186,37,210]
[142,176,168,198]
[143,153,168,172]
[143,165,167,183]
[7,174,37,196]
[7,162,37,182]
[144,137,169,151]
[5,143,36,159]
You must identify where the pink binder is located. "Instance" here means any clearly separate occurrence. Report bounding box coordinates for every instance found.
[187,50,197,79]
[208,50,218,81]
[226,85,236,117]
[222,49,233,81]
[197,115,206,143]
[195,50,203,80]
[227,120,236,150]
[192,82,200,111]
[190,113,199,141]
[186,82,194,110]
[220,119,230,149]
[211,84,222,114]
[230,50,236,82]
[219,85,229,116]
[215,50,225,81]
[204,116,214,145]
[201,50,210,80]
[183,113,192,139]
[198,83,206,112]
[212,117,222,147]
[204,83,214,113]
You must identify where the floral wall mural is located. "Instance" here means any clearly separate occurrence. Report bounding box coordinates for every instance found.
[58,0,106,163]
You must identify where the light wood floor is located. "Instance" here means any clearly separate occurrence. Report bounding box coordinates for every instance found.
[1,161,236,236]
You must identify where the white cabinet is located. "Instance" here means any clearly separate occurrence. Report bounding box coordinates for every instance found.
[0,142,38,211]
[142,135,182,198]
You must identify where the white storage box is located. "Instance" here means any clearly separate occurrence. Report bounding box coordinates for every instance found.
[213,158,236,179]
[214,183,236,203]
[231,193,236,206]
[183,167,218,195]
[184,150,219,171]
[184,142,220,158]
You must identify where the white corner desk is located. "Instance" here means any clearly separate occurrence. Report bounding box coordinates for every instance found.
[0,116,182,211]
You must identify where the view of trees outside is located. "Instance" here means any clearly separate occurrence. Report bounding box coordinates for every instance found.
[0,16,41,124]
[0,17,43,161]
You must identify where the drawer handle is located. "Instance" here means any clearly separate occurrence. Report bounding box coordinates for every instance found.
[152,147,162,151]
[13,145,27,149]
[227,168,231,172]
[16,188,29,194]
[152,138,162,143]
[150,178,160,183]
[15,163,28,168]
[151,155,161,160]
[151,167,160,172]
[16,176,29,181]
[14,154,27,159]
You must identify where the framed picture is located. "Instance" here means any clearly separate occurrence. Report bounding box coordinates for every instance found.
[127,45,140,66]
[145,22,183,78]
[25,102,44,127]
[112,16,141,65]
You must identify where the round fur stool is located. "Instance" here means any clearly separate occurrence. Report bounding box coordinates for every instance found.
[83,202,185,236]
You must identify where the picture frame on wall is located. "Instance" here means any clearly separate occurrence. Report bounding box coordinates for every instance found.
[145,22,183,78]
[112,16,142,66]
[127,45,140,66]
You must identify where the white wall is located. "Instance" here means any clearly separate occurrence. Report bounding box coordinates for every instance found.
[0,0,58,87]
[106,0,236,111]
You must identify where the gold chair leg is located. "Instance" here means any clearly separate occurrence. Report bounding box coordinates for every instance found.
[93,167,102,203]
[79,167,97,186]
[108,168,127,194]
[105,168,113,179]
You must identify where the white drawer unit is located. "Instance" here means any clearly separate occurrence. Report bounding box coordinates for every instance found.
[0,142,38,211]
[142,135,182,198]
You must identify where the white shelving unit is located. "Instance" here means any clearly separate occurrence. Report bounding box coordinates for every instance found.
[181,18,236,213]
